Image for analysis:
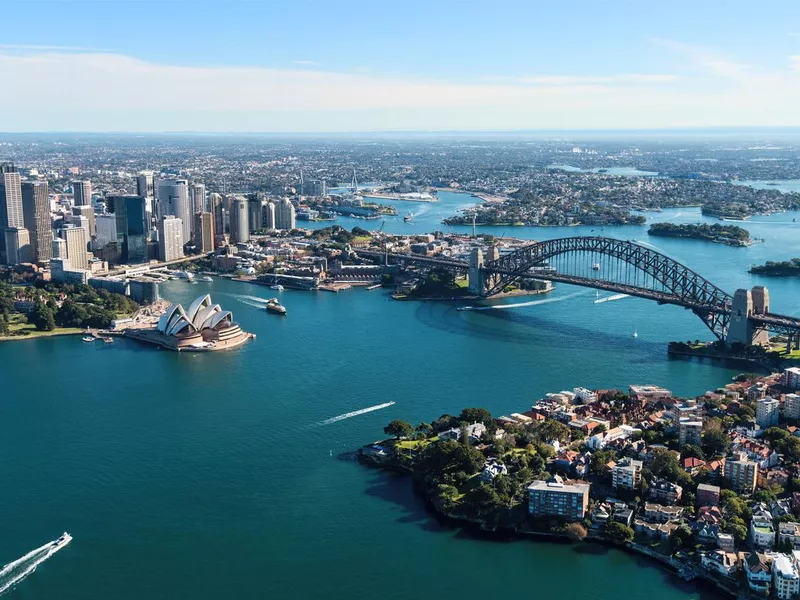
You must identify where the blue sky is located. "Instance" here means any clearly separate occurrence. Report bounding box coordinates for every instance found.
[2,0,800,131]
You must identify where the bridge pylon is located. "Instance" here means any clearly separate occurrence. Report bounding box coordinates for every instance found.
[726,287,771,346]
[468,247,485,296]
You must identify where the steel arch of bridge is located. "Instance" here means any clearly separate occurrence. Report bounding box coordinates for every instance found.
[483,237,733,338]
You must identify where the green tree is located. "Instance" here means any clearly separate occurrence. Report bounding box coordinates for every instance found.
[415,422,433,439]
[459,408,493,426]
[31,300,55,331]
[701,429,730,459]
[604,522,634,544]
[0,313,8,336]
[384,419,414,440]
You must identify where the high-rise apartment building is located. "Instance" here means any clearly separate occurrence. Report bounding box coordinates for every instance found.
[275,198,296,230]
[4,227,32,264]
[611,458,642,490]
[785,394,800,420]
[756,397,780,428]
[194,212,214,253]
[527,475,590,520]
[72,180,92,206]
[21,181,52,264]
[109,195,148,264]
[157,216,184,262]
[59,225,88,270]
[679,420,703,447]
[724,451,759,494]
[157,180,191,245]
[0,163,23,263]
[263,201,276,230]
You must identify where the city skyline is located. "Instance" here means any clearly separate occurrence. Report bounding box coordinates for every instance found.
[2,0,800,132]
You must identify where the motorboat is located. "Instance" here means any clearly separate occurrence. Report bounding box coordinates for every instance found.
[82,336,95,342]
[592,263,601,271]
[266,298,287,315]
[270,284,284,291]
[53,532,72,548]
[200,276,213,282]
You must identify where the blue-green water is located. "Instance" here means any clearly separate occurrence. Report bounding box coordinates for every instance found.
[2,190,800,599]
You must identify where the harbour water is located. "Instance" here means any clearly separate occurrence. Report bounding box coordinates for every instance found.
[2,190,800,598]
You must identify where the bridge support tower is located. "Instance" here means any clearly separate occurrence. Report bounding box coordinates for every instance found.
[468,247,485,296]
[726,286,771,346]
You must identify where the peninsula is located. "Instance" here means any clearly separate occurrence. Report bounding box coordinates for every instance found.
[750,259,800,277]
[648,223,752,246]
[361,371,800,598]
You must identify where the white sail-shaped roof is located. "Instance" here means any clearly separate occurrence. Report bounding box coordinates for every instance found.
[207,311,232,330]
[193,304,221,329]
[186,295,212,324]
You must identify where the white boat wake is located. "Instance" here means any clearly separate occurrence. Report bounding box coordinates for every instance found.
[318,402,395,426]
[231,294,271,304]
[458,290,588,311]
[236,299,267,309]
[0,535,71,596]
[594,293,630,304]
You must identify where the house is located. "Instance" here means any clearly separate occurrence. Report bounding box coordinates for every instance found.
[643,503,683,524]
[778,522,800,550]
[771,499,794,519]
[682,456,706,474]
[751,515,776,550]
[591,504,611,527]
[768,552,800,599]
[696,483,721,507]
[717,533,735,551]
[612,507,634,527]
[480,458,508,482]
[693,522,720,545]
[760,468,791,490]
[648,477,683,505]
[701,550,740,577]
[439,422,487,444]
[696,505,723,525]
[634,519,678,541]
[743,552,772,595]
[586,425,640,450]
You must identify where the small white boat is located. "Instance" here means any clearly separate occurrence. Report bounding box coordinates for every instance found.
[633,330,638,339]
[270,284,284,291]
[53,532,72,549]
[266,298,287,315]
[592,263,601,271]
[82,336,95,342]
[200,276,213,282]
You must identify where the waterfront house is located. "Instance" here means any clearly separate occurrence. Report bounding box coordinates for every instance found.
[750,516,776,550]
[744,552,772,595]
[591,504,611,527]
[768,552,800,599]
[634,519,677,540]
[693,523,720,546]
[439,422,486,445]
[612,507,634,527]
[701,550,740,577]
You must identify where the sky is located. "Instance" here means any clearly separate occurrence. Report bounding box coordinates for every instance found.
[3,0,800,132]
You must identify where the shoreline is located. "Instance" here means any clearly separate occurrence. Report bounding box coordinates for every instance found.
[359,449,737,599]
[0,328,84,343]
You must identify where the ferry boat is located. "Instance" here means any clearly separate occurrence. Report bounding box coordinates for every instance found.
[266,298,287,315]
[53,532,72,549]
[403,212,414,223]
[270,284,284,291]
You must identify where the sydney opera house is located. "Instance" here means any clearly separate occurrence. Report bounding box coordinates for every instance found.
[127,294,254,351]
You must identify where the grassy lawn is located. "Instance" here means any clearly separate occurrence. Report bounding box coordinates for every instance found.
[454,474,483,501]
[352,235,372,244]
[769,345,800,360]
[454,278,469,288]
[1,323,84,341]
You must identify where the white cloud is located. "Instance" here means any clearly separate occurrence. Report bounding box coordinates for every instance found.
[292,60,319,67]
[0,47,799,131]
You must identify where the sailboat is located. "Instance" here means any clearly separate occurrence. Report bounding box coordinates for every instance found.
[633,329,639,339]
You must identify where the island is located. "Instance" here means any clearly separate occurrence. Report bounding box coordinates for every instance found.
[648,223,751,246]
[360,372,800,598]
[750,259,800,277]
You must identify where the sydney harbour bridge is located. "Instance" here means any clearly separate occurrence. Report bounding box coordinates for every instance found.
[358,236,800,347]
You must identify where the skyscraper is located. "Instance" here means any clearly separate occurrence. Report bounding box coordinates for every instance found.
[210,193,224,235]
[72,205,95,237]
[136,172,154,200]
[72,180,92,206]
[248,196,262,233]
[230,196,249,244]
[59,225,89,270]
[194,211,215,253]
[21,181,52,264]
[4,227,32,264]
[191,183,206,213]
[275,198,296,230]
[157,216,184,262]
[157,180,191,245]
[109,195,148,264]
[263,201,276,230]
[94,214,117,249]
[0,163,23,264]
